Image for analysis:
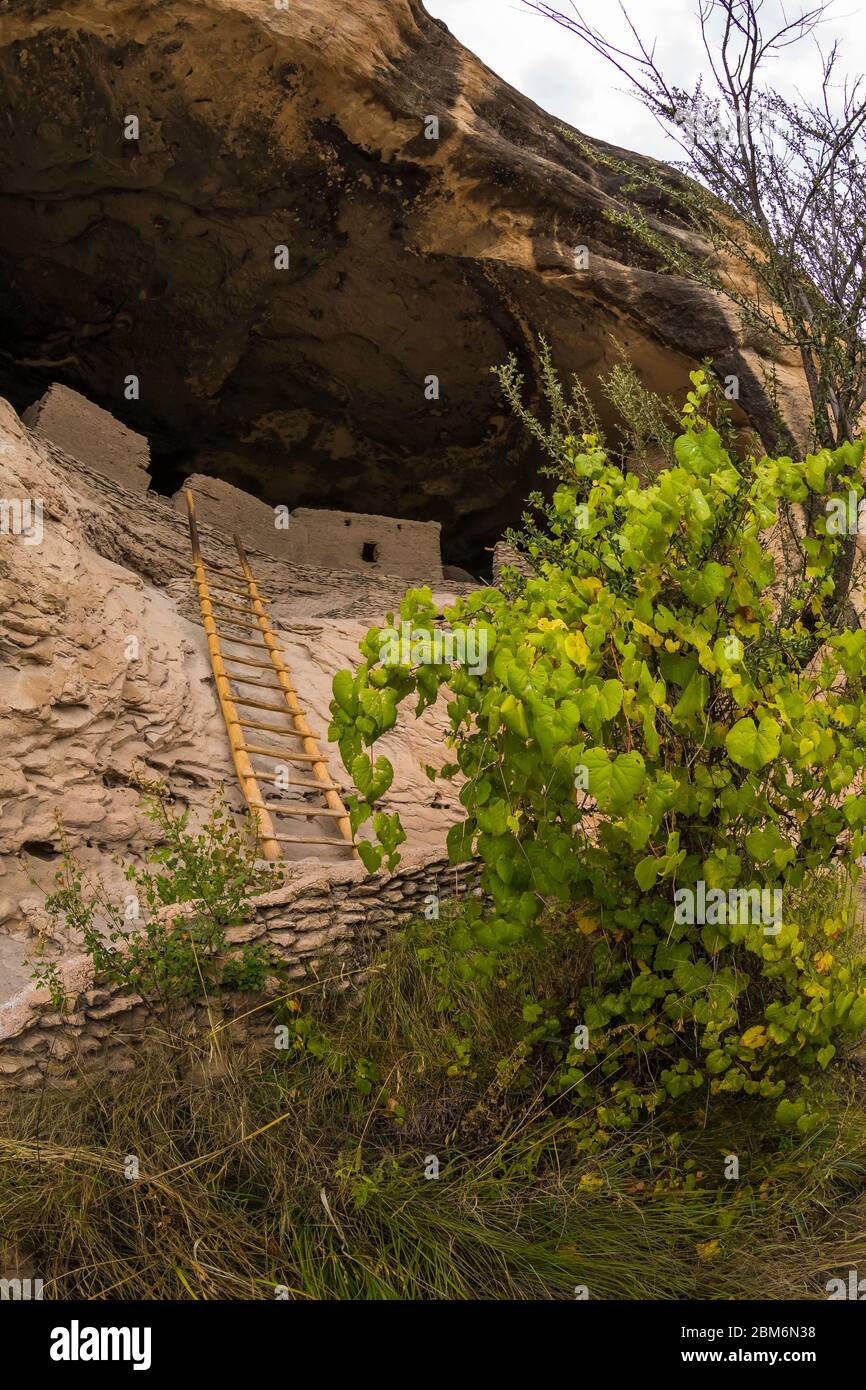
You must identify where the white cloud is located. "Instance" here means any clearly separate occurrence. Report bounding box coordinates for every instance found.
[424,0,863,161]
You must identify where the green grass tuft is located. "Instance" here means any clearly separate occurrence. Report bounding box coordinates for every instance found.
[2,911,866,1300]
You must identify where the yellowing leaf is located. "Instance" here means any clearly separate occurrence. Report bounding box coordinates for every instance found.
[576,914,599,936]
[578,1175,604,1193]
[633,619,663,647]
[814,950,833,974]
[565,631,589,667]
[741,1026,768,1049]
[696,1239,720,1262]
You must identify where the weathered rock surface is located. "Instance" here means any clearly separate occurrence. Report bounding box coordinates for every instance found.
[0,0,808,569]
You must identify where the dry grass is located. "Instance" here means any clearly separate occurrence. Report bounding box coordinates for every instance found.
[2,919,866,1301]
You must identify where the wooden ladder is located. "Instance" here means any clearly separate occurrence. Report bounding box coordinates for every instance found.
[184,489,355,861]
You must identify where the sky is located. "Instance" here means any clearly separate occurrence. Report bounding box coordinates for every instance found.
[423,0,863,161]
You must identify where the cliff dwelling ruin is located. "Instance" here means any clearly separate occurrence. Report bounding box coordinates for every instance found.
[0,0,814,1078]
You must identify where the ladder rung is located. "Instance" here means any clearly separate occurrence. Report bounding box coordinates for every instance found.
[196,578,257,598]
[242,745,323,761]
[193,561,254,584]
[192,574,273,603]
[262,776,340,793]
[236,718,321,737]
[202,561,249,581]
[214,583,268,600]
[229,676,284,690]
[222,655,280,670]
[220,635,286,653]
[215,618,265,634]
[233,696,293,714]
[209,598,270,617]
[269,835,355,848]
[211,592,272,608]
[246,803,346,819]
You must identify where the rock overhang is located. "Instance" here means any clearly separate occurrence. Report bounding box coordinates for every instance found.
[0,0,808,570]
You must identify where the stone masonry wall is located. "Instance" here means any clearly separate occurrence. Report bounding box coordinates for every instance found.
[492,540,533,581]
[23,384,151,494]
[289,507,443,583]
[174,477,443,580]
[173,473,292,562]
[0,854,478,1087]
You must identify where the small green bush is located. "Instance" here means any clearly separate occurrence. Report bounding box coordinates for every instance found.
[32,783,282,1010]
[330,368,866,1132]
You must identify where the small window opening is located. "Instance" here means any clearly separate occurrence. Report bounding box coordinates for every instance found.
[361,541,379,563]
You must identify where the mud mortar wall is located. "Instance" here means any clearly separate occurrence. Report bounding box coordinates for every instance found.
[0,854,479,1087]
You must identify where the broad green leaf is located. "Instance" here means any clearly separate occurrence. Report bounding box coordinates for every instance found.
[446,819,475,864]
[476,799,509,837]
[332,669,357,714]
[565,631,589,667]
[671,671,709,723]
[775,1098,806,1127]
[635,856,658,892]
[501,694,529,739]
[628,814,652,851]
[351,753,393,803]
[745,825,784,861]
[583,748,646,812]
[356,841,382,873]
[659,651,699,688]
[849,996,866,1031]
[725,716,781,771]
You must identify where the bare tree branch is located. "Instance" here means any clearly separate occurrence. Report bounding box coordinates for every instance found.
[522,0,866,450]
[522,0,866,631]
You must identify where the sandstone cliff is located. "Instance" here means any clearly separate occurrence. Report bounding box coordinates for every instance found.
[0,0,807,569]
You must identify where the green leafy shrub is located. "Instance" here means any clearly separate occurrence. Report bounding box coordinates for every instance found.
[330,367,866,1131]
[33,783,282,1009]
